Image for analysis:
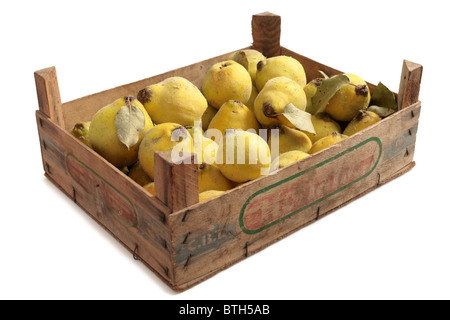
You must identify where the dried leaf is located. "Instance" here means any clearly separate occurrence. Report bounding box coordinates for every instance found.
[310,74,350,115]
[282,103,316,135]
[370,82,397,111]
[115,104,146,149]
[236,50,249,70]
[367,105,396,118]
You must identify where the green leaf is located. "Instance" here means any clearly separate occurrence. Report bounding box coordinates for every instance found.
[310,74,350,115]
[370,82,397,111]
[282,103,316,135]
[367,105,396,118]
[115,104,146,149]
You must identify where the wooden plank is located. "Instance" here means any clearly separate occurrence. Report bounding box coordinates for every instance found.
[43,169,174,288]
[154,152,199,213]
[398,60,423,110]
[251,12,281,58]
[168,101,421,291]
[36,111,175,284]
[60,49,250,131]
[170,161,416,292]
[34,67,65,129]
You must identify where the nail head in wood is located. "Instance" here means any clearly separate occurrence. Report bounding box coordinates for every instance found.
[182,232,191,245]
[184,254,192,269]
[133,245,139,260]
[182,209,191,223]
[72,186,77,204]
[45,162,52,175]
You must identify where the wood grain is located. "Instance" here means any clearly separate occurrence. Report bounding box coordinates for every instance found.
[154,152,199,213]
[398,60,423,110]
[36,111,174,285]
[251,12,281,58]
[35,67,65,128]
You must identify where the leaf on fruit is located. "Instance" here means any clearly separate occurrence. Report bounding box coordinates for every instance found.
[367,105,396,118]
[282,103,316,135]
[310,74,350,115]
[236,50,249,70]
[370,82,397,111]
[115,104,146,149]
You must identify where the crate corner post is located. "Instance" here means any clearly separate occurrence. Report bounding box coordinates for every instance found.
[251,12,281,58]
[398,60,423,110]
[154,151,199,213]
[34,66,65,128]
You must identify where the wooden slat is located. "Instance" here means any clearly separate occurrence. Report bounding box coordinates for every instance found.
[398,60,423,110]
[36,111,174,284]
[251,12,281,58]
[168,101,421,291]
[34,67,65,128]
[154,152,199,213]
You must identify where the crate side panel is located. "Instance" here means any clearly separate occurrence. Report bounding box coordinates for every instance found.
[36,111,174,284]
[169,102,421,290]
[171,139,382,286]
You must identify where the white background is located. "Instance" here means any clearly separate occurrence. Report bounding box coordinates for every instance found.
[1,0,449,300]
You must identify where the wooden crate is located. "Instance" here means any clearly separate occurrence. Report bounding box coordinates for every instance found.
[34,12,422,292]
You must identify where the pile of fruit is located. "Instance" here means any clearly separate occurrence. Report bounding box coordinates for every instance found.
[70,49,397,203]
